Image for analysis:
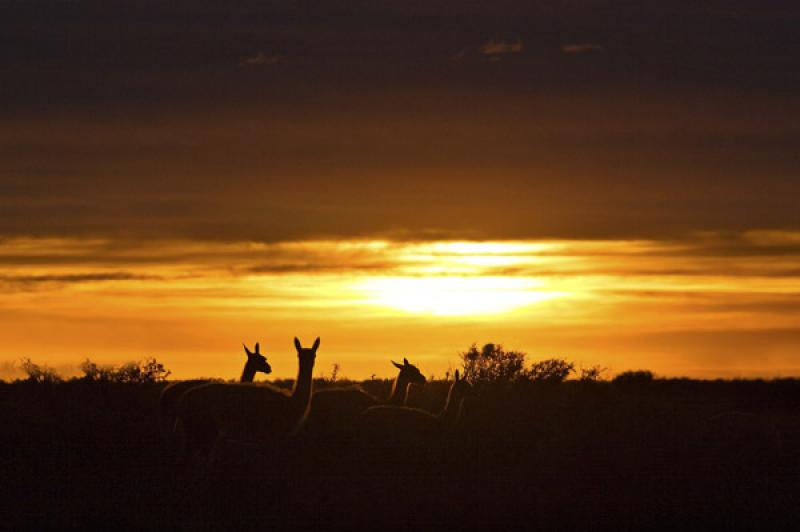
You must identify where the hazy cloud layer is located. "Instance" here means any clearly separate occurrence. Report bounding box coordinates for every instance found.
[2,1,798,244]
[239,52,280,67]
[1,232,799,275]
[480,39,523,56]
[0,272,163,292]
[1,94,798,243]
[561,43,605,54]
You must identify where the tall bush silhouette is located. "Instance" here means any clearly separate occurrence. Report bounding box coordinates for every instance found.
[579,365,608,382]
[19,358,62,384]
[612,370,654,386]
[460,343,527,384]
[527,358,575,383]
[460,343,575,385]
[80,357,171,384]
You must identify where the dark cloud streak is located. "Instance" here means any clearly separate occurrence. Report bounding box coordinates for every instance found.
[0,272,163,293]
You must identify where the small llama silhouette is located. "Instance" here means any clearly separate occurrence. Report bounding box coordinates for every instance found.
[159,342,271,438]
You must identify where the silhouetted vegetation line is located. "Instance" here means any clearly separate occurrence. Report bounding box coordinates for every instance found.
[14,356,171,385]
[3,346,800,529]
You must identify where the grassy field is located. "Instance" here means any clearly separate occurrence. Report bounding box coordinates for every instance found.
[1,376,799,530]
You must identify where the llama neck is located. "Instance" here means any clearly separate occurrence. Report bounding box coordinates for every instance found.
[291,357,315,411]
[240,364,257,383]
[388,374,410,405]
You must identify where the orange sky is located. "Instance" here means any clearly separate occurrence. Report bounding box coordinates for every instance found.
[2,233,799,380]
[3,2,799,381]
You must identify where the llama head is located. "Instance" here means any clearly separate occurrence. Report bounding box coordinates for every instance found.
[294,337,320,365]
[392,357,427,385]
[243,342,272,374]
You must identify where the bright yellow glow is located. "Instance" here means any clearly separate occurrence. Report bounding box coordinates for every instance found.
[424,241,557,255]
[1,235,800,380]
[355,276,565,316]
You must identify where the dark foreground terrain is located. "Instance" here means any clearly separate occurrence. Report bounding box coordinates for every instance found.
[1,377,799,530]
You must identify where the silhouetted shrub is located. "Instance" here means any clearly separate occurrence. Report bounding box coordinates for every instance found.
[527,358,575,383]
[460,343,578,386]
[317,362,341,384]
[18,358,62,384]
[460,343,527,384]
[579,365,608,382]
[79,357,171,384]
[612,370,654,386]
[118,357,171,383]
[79,359,115,382]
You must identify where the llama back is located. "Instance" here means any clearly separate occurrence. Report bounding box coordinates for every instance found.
[176,382,295,448]
[302,386,380,442]
[354,405,441,473]
[160,379,211,430]
[359,405,438,443]
[310,386,380,423]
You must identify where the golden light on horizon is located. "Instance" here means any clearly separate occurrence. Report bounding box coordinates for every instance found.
[354,276,566,316]
[1,234,799,380]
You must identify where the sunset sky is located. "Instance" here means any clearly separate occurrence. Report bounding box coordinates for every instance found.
[2,1,799,379]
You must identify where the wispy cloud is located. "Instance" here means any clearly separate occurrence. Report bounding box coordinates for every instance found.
[453,39,524,63]
[239,51,280,67]
[246,261,396,275]
[480,39,524,56]
[561,43,606,54]
[0,273,161,283]
[0,272,163,292]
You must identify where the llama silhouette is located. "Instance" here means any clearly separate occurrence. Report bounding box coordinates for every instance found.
[299,357,428,459]
[310,357,427,423]
[174,337,318,464]
[355,370,475,472]
[158,342,271,438]
[359,369,474,441]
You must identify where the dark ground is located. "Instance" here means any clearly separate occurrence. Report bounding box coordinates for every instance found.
[1,377,799,530]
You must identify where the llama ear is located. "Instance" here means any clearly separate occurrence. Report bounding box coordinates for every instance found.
[243,343,251,355]
[455,369,460,381]
[392,360,404,370]
[294,337,302,351]
[312,337,320,352]
[254,342,260,354]
[403,357,409,366]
